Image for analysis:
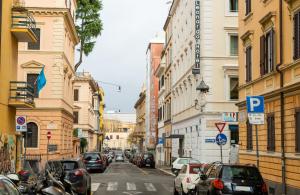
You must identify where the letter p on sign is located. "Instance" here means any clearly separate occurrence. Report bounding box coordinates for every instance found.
[246,96,264,113]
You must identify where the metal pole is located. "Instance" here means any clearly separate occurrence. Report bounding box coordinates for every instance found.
[220,144,223,163]
[47,139,49,162]
[24,131,27,168]
[255,125,260,168]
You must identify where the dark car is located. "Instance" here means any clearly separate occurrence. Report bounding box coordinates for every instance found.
[138,153,155,168]
[196,162,268,195]
[61,159,91,195]
[83,152,105,173]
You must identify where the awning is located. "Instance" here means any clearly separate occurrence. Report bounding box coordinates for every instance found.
[165,134,184,139]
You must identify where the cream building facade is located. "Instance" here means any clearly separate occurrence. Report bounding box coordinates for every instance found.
[169,0,239,163]
[16,0,79,164]
[73,72,101,153]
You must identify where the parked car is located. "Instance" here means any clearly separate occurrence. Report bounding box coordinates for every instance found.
[115,154,125,162]
[61,159,92,195]
[132,153,141,165]
[174,163,206,195]
[196,162,268,195]
[0,175,21,194]
[138,152,155,168]
[83,152,106,173]
[172,157,201,175]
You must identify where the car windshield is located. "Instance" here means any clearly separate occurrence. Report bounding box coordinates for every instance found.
[189,165,203,174]
[178,159,189,164]
[221,166,262,180]
[84,153,100,161]
[144,154,153,158]
[62,161,79,171]
[189,159,200,164]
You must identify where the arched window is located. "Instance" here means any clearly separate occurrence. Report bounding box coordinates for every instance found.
[25,122,38,148]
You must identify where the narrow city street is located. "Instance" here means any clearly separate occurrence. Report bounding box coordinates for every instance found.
[91,161,174,195]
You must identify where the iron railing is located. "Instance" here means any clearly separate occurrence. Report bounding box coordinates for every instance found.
[9,81,34,105]
[11,5,36,32]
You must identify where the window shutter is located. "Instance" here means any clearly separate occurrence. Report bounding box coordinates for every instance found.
[295,111,300,152]
[270,29,275,72]
[260,35,265,76]
[294,13,300,60]
[267,116,270,150]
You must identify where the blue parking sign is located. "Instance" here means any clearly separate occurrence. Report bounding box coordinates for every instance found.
[246,96,264,113]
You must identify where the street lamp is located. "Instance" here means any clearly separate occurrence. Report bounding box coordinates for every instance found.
[194,78,209,111]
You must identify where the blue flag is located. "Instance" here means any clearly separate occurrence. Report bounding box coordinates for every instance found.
[37,67,46,93]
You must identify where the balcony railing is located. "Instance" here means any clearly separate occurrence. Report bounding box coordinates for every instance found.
[11,4,37,42]
[9,81,35,108]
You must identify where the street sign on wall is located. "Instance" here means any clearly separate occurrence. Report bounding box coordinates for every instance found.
[193,0,201,75]
[158,137,164,145]
[16,116,27,132]
[222,112,238,122]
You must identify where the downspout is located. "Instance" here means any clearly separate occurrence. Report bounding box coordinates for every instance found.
[275,0,286,194]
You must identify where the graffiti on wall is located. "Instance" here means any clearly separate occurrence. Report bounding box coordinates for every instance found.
[0,133,15,174]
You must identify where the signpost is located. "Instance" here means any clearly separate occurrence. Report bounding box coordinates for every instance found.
[47,131,51,161]
[16,116,27,168]
[215,122,227,163]
[246,96,265,168]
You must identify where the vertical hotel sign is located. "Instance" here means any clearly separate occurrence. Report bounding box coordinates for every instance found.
[193,0,201,75]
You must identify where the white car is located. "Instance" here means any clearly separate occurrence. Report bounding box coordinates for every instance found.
[172,158,200,174]
[174,163,204,195]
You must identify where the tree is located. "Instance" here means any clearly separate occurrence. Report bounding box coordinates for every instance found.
[80,138,88,153]
[75,0,103,71]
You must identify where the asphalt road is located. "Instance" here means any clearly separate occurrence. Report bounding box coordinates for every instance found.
[91,161,174,195]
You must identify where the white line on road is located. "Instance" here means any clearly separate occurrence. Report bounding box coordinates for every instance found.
[126,182,137,191]
[107,182,118,191]
[144,183,157,191]
[91,183,100,192]
[162,183,173,192]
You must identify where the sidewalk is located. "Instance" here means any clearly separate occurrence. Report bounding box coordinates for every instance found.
[156,166,175,177]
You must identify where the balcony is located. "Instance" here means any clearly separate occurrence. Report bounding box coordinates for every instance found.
[11,2,37,43]
[9,81,35,108]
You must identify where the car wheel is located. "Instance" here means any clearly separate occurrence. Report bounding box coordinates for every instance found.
[87,185,91,195]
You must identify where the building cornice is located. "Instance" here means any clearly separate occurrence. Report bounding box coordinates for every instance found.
[27,7,80,44]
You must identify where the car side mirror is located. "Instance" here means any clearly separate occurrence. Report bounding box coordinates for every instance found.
[200,174,208,180]
[174,170,179,176]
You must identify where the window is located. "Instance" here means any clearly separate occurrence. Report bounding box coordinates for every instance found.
[110,135,113,139]
[74,111,79,124]
[229,0,238,12]
[230,35,238,56]
[27,74,39,98]
[294,11,300,60]
[25,122,38,148]
[229,77,239,100]
[267,114,275,151]
[260,29,275,75]
[28,28,41,50]
[74,89,79,101]
[245,0,251,16]
[246,120,253,150]
[245,46,252,82]
[295,109,300,152]
[116,135,119,139]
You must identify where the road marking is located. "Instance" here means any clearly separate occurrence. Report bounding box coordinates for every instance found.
[162,183,173,192]
[122,192,142,195]
[107,182,118,191]
[126,182,137,191]
[144,183,156,191]
[91,183,100,192]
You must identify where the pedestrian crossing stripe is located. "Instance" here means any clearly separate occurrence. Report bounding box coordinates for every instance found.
[91,182,170,192]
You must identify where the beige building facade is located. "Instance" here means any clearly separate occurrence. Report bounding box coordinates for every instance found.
[134,88,146,152]
[73,72,101,153]
[16,0,79,164]
[237,0,300,194]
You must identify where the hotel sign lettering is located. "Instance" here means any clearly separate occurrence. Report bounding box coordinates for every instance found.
[193,0,201,75]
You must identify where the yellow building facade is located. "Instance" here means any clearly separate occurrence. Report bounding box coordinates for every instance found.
[0,0,37,172]
[238,0,300,194]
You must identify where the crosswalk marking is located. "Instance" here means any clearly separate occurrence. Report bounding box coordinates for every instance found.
[107,182,118,191]
[126,182,137,191]
[91,183,100,192]
[144,183,157,191]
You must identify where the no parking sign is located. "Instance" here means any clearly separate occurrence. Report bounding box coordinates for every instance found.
[16,116,27,132]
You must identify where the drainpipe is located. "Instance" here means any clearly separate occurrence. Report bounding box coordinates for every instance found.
[275,0,286,194]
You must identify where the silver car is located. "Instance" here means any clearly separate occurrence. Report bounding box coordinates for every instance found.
[115,154,125,162]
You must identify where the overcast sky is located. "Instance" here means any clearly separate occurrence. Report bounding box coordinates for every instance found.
[77,0,170,113]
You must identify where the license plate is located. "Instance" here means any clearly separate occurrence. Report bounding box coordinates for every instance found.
[235,186,252,192]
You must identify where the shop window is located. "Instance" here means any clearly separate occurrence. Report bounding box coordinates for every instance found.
[229,125,239,144]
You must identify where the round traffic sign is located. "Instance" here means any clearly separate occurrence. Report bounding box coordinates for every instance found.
[17,116,26,125]
[216,133,227,146]
[47,131,51,139]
